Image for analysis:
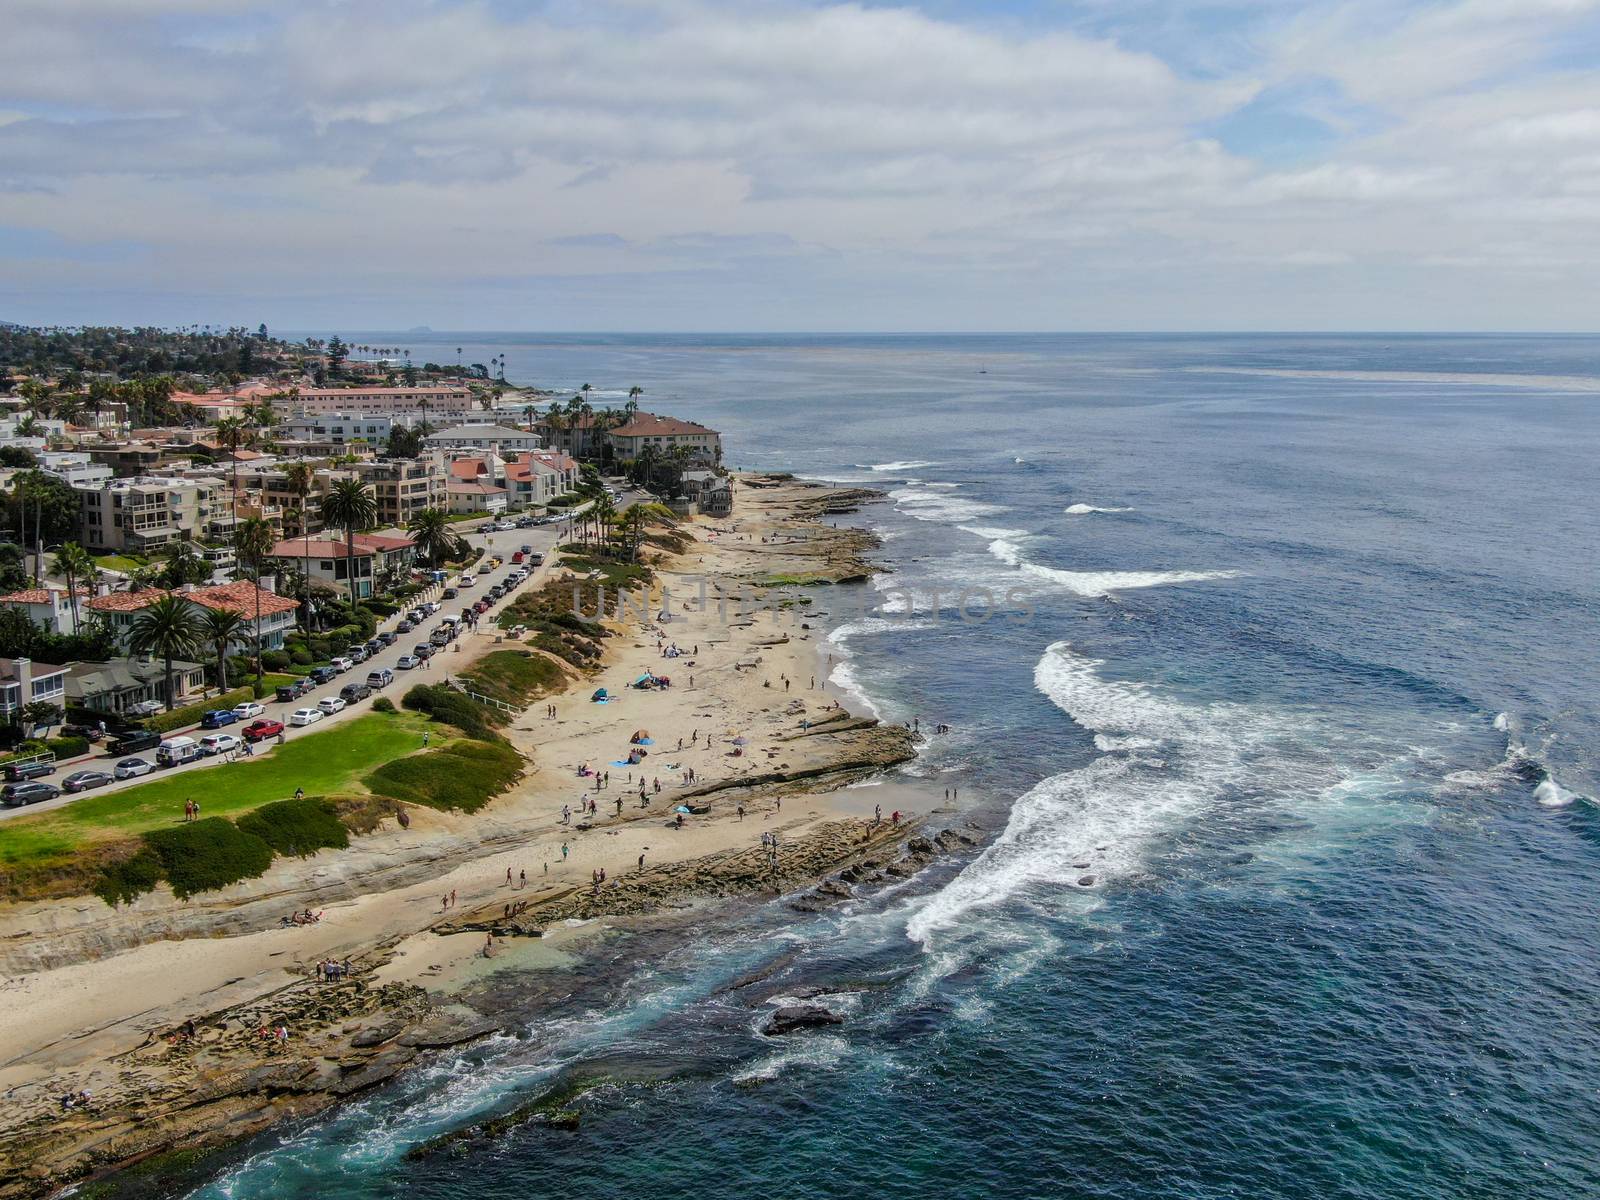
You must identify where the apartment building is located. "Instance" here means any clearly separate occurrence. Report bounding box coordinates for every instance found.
[287,385,473,418]
[425,424,543,454]
[77,476,225,554]
[606,413,722,465]
[279,413,398,448]
[354,458,447,527]
[36,451,113,489]
[0,657,69,724]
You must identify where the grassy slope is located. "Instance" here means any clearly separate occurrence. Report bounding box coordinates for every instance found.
[0,712,437,869]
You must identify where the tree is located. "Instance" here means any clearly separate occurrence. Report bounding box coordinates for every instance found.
[234,517,276,688]
[127,594,205,711]
[21,700,62,738]
[50,542,96,632]
[386,425,424,458]
[626,385,643,416]
[199,606,247,691]
[283,461,315,619]
[326,335,348,378]
[407,507,462,570]
[320,480,376,606]
[213,415,252,521]
[0,446,36,468]
[159,540,211,589]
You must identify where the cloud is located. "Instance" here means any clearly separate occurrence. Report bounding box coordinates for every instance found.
[2,0,1599,329]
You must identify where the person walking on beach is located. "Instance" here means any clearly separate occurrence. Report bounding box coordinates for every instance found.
[519,869,526,889]
[450,888,456,907]
[638,852,646,870]
[561,841,569,861]
[506,867,513,886]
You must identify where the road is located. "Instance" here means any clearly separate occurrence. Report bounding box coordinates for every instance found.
[0,506,606,821]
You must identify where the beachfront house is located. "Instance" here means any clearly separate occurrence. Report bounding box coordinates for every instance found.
[699,480,733,517]
[447,480,509,516]
[268,531,416,599]
[0,587,85,635]
[606,413,721,466]
[0,657,69,727]
[65,657,208,716]
[87,582,300,654]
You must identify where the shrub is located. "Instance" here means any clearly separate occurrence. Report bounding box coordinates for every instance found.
[366,598,399,617]
[45,735,89,760]
[236,798,349,858]
[290,646,315,666]
[371,696,396,714]
[94,849,163,907]
[261,649,291,671]
[400,684,504,740]
[460,650,564,708]
[141,818,275,901]
[364,740,523,813]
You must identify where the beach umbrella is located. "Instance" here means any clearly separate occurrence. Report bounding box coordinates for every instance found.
[591,688,607,700]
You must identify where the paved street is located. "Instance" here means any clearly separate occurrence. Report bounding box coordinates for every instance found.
[0,505,602,821]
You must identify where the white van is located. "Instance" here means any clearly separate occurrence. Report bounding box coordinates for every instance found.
[366,667,394,689]
[156,736,203,768]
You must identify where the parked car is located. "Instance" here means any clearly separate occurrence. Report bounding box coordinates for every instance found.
[511,551,524,564]
[364,639,383,655]
[349,646,369,664]
[476,562,493,575]
[330,656,354,674]
[317,696,346,715]
[62,770,113,793]
[242,718,285,742]
[442,587,458,600]
[339,682,372,703]
[107,730,161,756]
[423,601,441,615]
[430,628,452,647]
[61,723,104,743]
[377,631,398,646]
[233,701,265,720]
[458,576,475,588]
[514,516,534,528]
[528,553,544,565]
[156,736,204,767]
[413,643,435,660]
[396,654,420,670]
[309,666,339,685]
[366,668,393,689]
[289,707,324,726]
[519,544,534,555]
[275,684,301,703]
[199,733,241,756]
[200,709,238,729]
[2,781,60,807]
[396,619,415,634]
[3,759,54,782]
[114,756,154,780]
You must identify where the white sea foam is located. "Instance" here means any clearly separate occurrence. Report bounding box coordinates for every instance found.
[828,659,883,720]
[1017,565,1242,597]
[1535,778,1580,807]
[1065,503,1134,515]
[889,485,1006,524]
[730,1035,850,1084]
[869,459,940,471]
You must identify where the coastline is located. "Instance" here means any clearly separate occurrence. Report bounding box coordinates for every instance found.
[0,474,977,1199]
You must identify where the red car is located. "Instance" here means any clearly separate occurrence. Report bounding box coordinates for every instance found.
[474,599,490,614]
[242,718,285,743]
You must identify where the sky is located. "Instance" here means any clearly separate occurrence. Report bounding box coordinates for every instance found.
[3,0,1600,332]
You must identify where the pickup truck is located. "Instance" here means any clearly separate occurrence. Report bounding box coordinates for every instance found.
[242,718,285,743]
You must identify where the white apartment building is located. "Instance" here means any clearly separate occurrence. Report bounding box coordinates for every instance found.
[37,451,114,488]
[426,424,543,454]
[287,386,473,418]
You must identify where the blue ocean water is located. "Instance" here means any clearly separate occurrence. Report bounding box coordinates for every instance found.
[203,334,1600,1198]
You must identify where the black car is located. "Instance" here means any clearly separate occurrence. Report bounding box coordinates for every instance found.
[309,666,338,685]
[442,587,459,600]
[413,643,435,660]
[396,619,414,633]
[107,729,161,756]
[62,770,113,793]
[3,759,54,782]
[364,639,383,655]
[2,781,61,807]
[377,631,398,646]
[61,723,105,743]
[339,682,372,703]
[275,684,300,703]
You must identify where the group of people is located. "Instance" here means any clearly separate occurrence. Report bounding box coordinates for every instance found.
[281,909,322,926]
[182,798,201,822]
[315,958,352,982]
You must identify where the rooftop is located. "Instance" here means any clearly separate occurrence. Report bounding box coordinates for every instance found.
[608,413,718,438]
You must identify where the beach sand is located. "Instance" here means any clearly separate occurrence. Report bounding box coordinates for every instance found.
[0,477,953,1197]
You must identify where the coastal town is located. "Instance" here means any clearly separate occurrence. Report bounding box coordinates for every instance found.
[0,325,939,1198]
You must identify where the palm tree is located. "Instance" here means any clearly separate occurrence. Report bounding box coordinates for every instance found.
[626,385,643,416]
[128,594,205,712]
[234,517,276,688]
[320,479,377,606]
[283,461,315,619]
[199,607,247,691]
[213,415,252,522]
[407,507,461,570]
[50,542,95,632]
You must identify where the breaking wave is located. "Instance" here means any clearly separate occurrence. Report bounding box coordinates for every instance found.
[889,485,1007,524]
[868,460,940,472]
[1065,503,1134,515]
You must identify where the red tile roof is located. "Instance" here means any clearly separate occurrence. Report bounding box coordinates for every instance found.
[449,458,488,481]
[269,539,368,559]
[354,533,416,552]
[607,413,717,439]
[186,582,300,617]
[448,482,506,495]
[87,590,169,613]
[0,589,75,605]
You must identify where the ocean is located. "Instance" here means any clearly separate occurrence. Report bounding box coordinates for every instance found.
[195,333,1600,1199]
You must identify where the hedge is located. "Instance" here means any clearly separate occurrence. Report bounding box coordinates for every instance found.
[236,798,349,858]
[146,686,257,734]
[47,735,90,760]
[364,740,523,813]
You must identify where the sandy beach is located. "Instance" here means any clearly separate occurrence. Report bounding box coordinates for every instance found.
[0,476,960,1198]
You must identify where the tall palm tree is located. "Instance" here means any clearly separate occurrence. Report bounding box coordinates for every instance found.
[213,415,252,522]
[128,594,205,712]
[199,607,247,691]
[407,507,461,570]
[320,480,377,606]
[626,385,643,416]
[50,542,96,632]
[283,461,315,619]
[234,517,276,688]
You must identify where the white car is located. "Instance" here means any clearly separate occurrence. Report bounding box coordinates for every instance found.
[289,707,324,726]
[396,654,420,670]
[199,734,240,756]
[329,656,354,673]
[317,696,346,715]
[233,700,265,720]
[114,757,153,780]
[458,575,475,588]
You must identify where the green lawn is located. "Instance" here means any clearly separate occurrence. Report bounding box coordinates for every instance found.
[0,712,439,866]
[94,553,147,573]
